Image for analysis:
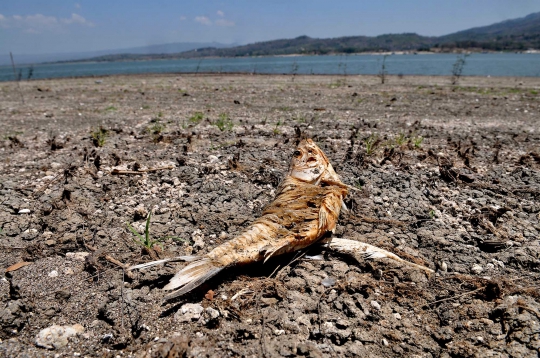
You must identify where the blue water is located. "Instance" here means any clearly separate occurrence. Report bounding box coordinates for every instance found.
[0,53,539,82]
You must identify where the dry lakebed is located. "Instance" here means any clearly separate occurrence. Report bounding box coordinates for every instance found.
[0,73,539,357]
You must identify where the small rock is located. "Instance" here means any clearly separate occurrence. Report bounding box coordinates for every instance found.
[382,338,389,346]
[370,301,381,310]
[45,240,56,246]
[65,252,90,261]
[48,270,58,278]
[260,297,278,306]
[205,307,220,320]
[274,329,285,336]
[321,277,337,287]
[18,209,31,214]
[471,264,483,275]
[174,303,203,323]
[393,312,401,320]
[440,261,448,272]
[35,324,84,349]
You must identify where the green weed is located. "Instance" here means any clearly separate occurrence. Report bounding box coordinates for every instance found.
[412,136,424,148]
[214,113,234,131]
[105,106,117,111]
[147,121,166,135]
[395,133,407,146]
[127,212,184,249]
[189,112,204,125]
[91,126,108,147]
[364,134,379,156]
[273,120,282,135]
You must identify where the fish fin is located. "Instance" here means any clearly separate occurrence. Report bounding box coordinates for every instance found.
[163,257,224,300]
[325,238,434,274]
[318,209,327,229]
[128,255,196,271]
[263,239,293,264]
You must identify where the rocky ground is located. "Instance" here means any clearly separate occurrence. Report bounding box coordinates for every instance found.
[0,73,539,357]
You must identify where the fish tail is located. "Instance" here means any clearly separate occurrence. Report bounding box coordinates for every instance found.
[163,256,224,300]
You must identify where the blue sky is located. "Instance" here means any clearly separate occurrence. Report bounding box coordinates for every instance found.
[1,0,539,54]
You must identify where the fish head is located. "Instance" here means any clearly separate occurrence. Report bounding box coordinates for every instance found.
[289,139,340,184]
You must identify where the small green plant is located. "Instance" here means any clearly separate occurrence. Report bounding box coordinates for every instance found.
[147,121,166,135]
[395,133,407,146]
[412,136,424,148]
[329,79,346,88]
[127,212,184,249]
[142,104,150,109]
[105,105,117,111]
[429,210,436,219]
[157,111,163,118]
[214,113,234,131]
[189,112,204,125]
[91,126,108,147]
[273,120,282,135]
[530,90,538,95]
[364,134,379,156]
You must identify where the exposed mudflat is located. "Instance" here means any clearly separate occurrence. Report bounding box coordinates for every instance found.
[1,73,539,357]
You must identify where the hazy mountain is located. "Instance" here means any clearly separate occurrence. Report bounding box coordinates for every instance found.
[176,12,540,58]
[435,12,540,50]
[0,42,234,66]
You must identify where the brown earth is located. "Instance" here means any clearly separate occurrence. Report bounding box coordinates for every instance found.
[1,73,540,357]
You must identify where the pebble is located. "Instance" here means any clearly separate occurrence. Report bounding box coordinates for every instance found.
[65,252,90,262]
[371,300,381,310]
[393,312,401,320]
[35,324,84,349]
[205,307,220,320]
[48,270,59,278]
[321,277,337,287]
[174,303,204,323]
[18,209,31,214]
[382,338,389,346]
[440,261,448,272]
[471,264,483,275]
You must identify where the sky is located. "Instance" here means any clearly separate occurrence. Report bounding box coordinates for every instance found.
[1,0,540,55]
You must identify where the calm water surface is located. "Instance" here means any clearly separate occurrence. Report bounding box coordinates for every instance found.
[0,53,539,82]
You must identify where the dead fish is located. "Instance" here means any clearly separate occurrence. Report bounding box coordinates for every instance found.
[130,139,348,300]
[130,139,433,300]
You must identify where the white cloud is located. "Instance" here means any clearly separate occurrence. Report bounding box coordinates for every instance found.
[0,13,7,28]
[75,3,81,9]
[217,10,224,17]
[215,19,235,27]
[1,12,95,31]
[180,15,187,21]
[25,14,59,27]
[195,16,211,25]
[61,13,94,26]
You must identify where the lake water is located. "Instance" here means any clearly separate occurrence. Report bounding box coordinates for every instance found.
[0,53,539,82]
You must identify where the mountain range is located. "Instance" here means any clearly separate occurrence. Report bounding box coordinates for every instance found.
[0,42,234,66]
[6,11,540,65]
